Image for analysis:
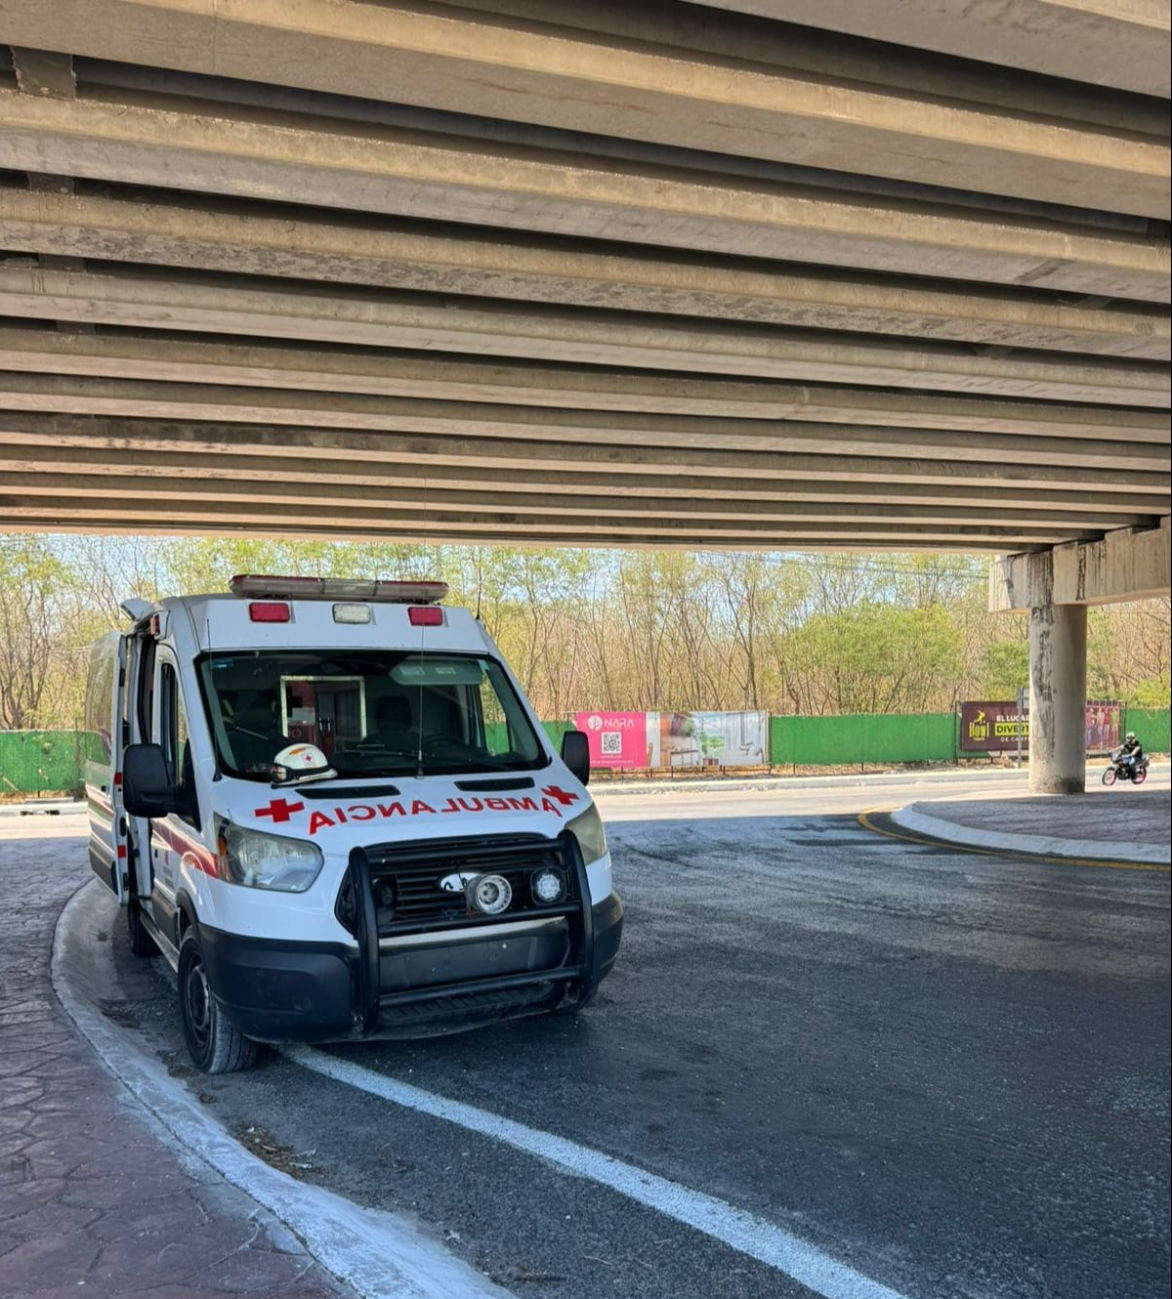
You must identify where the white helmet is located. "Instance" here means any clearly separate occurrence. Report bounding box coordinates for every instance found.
[272,743,336,783]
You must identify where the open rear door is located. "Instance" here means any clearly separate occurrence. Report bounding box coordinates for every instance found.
[85,632,128,903]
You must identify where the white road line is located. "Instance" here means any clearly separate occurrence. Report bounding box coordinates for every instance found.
[288,1046,913,1299]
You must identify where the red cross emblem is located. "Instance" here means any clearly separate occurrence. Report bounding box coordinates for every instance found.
[541,785,579,806]
[254,798,305,824]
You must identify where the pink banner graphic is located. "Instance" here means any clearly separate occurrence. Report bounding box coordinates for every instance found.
[575,711,649,769]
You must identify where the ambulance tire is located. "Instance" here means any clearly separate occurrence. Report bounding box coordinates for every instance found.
[127,898,159,959]
[555,983,598,1015]
[178,932,261,1074]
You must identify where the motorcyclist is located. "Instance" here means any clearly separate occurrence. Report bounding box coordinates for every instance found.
[1119,731,1144,778]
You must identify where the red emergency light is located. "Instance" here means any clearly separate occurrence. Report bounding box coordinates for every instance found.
[408,606,444,626]
[248,602,291,623]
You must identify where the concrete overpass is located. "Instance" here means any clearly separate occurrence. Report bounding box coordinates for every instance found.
[0,0,1169,791]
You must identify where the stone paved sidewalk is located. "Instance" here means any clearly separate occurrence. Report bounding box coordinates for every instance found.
[0,814,356,1299]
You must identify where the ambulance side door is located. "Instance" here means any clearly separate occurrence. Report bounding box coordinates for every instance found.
[148,649,199,939]
[84,632,128,902]
[124,631,157,913]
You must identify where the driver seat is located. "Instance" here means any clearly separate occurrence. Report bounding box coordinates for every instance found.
[225,691,288,770]
[365,694,415,749]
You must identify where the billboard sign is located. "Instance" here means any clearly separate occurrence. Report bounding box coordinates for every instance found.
[959,699,1123,754]
[959,700,1028,752]
[573,709,770,769]
[654,710,769,769]
[1084,701,1123,754]
[575,711,649,769]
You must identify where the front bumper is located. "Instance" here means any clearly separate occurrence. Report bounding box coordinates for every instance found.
[200,888,623,1044]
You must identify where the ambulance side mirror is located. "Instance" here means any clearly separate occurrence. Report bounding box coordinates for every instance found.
[123,743,179,818]
[561,730,590,786]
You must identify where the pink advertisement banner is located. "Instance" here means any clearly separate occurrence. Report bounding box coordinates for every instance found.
[574,711,650,769]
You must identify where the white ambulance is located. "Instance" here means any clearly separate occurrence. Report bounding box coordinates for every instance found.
[84,576,622,1073]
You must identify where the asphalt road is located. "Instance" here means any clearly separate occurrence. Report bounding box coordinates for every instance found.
[33,772,1172,1299]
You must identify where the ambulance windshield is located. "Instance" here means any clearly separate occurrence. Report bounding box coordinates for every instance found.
[197,650,548,781]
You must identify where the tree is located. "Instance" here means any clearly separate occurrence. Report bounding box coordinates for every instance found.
[980,640,1029,700]
[1,534,1167,729]
[0,537,81,729]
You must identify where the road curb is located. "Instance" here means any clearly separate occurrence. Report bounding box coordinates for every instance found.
[890,803,1171,867]
[0,797,82,817]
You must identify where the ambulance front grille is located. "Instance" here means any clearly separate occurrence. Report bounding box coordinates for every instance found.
[336,833,576,939]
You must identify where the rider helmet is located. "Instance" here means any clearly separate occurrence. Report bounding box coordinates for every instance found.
[1126,732,1136,742]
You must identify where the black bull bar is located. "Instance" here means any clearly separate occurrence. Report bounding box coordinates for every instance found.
[345,831,596,1034]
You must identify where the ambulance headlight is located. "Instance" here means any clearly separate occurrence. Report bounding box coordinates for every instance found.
[216,821,324,893]
[566,803,607,866]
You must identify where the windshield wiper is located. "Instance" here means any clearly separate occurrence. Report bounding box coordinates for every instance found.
[421,756,529,773]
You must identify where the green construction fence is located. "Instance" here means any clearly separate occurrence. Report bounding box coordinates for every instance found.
[1126,708,1171,753]
[483,719,574,754]
[0,730,83,797]
[1,709,1168,795]
[769,712,958,767]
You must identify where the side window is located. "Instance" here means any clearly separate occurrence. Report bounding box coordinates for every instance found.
[160,663,196,826]
[476,679,511,757]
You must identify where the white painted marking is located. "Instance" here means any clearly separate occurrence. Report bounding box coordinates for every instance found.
[289,1046,912,1299]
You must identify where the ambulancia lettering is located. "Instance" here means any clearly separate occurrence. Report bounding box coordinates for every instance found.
[291,790,578,834]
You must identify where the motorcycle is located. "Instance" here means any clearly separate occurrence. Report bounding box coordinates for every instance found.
[1102,747,1150,786]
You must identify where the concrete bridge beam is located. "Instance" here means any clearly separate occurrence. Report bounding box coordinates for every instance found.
[0,0,1166,214]
[683,0,1171,98]
[1,414,1167,497]
[0,376,1164,471]
[1,443,1159,520]
[0,265,1166,405]
[0,470,1158,534]
[1,89,1167,301]
[991,517,1172,611]
[2,189,1167,360]
[0,492,1104,550]
[0,328,1166,442]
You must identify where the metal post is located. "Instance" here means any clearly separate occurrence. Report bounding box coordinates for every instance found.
[1016,685,1026,769]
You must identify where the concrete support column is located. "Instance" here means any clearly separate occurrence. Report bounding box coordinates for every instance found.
[993,524,1171,793]
[1028,599,1087,795]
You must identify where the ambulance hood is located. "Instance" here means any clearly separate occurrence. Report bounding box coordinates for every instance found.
[221,772,590,851]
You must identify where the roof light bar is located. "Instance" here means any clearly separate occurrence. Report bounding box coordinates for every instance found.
[229,575,448,604]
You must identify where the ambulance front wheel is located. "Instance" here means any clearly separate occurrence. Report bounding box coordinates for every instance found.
[557,892,624,1015]
[178,932,262,1074]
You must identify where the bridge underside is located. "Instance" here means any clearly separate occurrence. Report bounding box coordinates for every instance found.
[0,0,1168,550]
